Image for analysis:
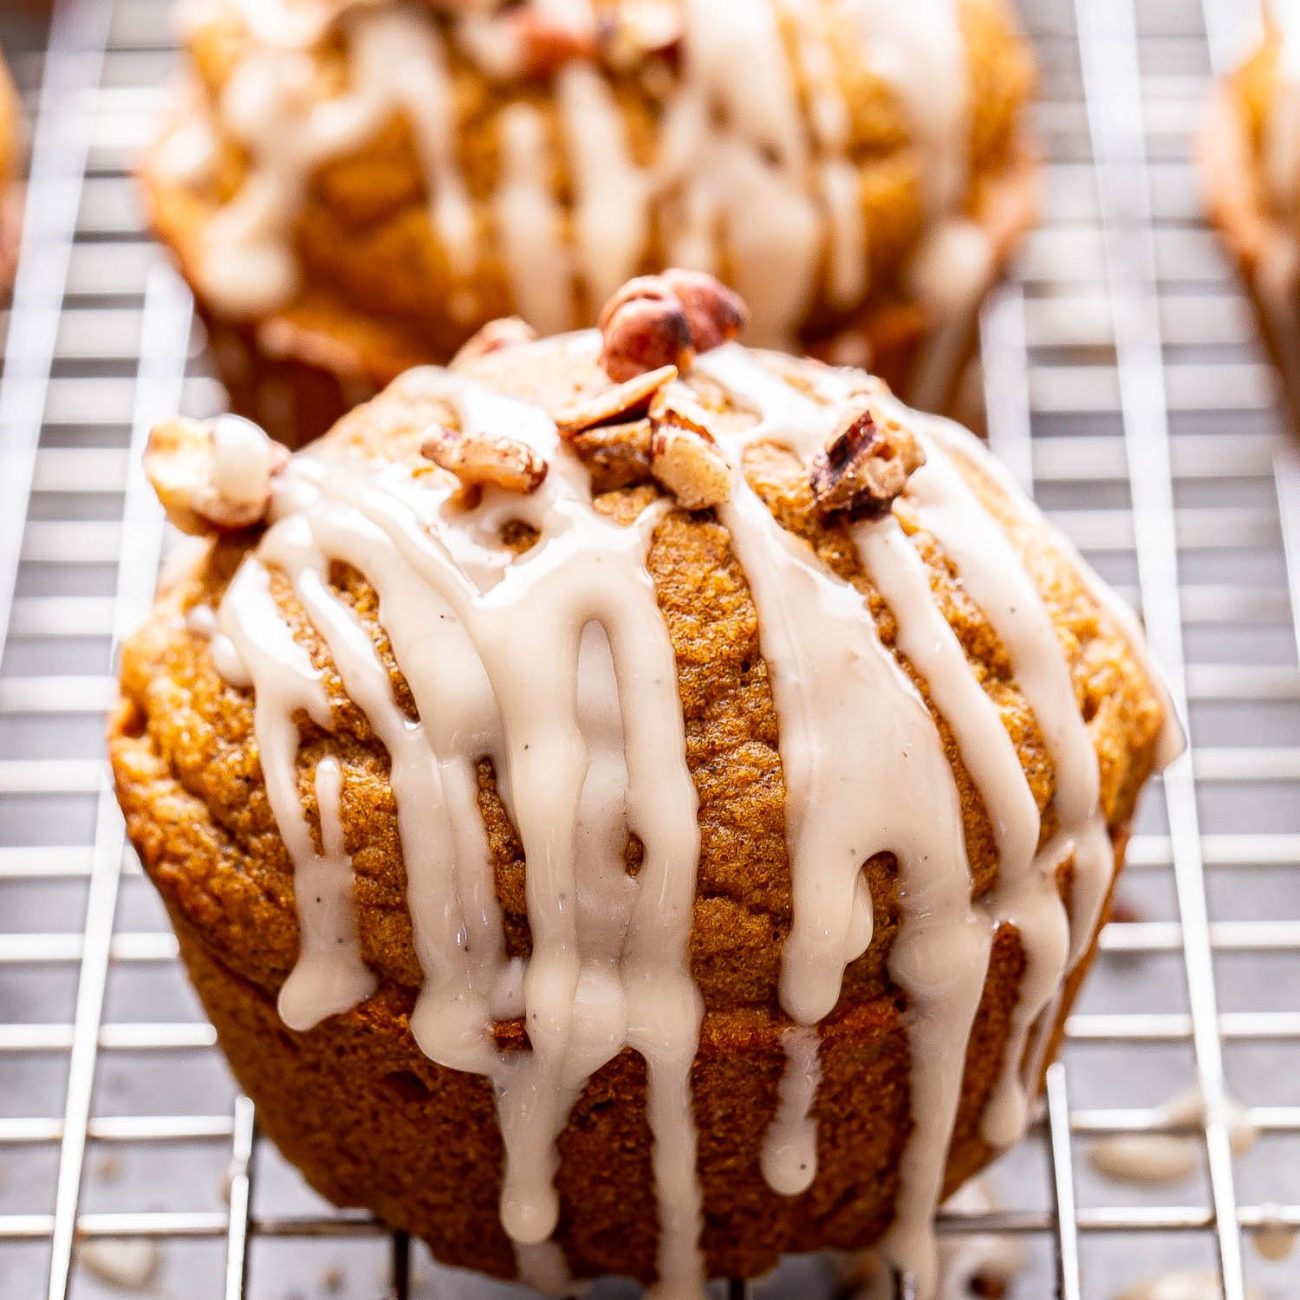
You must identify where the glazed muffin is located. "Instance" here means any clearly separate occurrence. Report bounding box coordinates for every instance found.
[110,271,1176,1297]
[1203,5,1300,401]
[143,0,1037,446]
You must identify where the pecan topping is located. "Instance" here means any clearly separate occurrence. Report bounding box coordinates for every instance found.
[648,387,731,510]
[511,10,599,76]
[809,401,926,521]
[555,365,677,436]
[451,316,537,366]
[144,415,287,536]
[421,424,548,494]
[598,269,747,381]
[570,418,654,493]
[660,268,747,353]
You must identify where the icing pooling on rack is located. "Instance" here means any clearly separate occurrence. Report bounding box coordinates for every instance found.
[206,336,1176,1298]
[173,0,988,355]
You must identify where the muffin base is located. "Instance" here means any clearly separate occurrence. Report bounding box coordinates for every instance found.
[156,834,1123,1288]
[1202,84,1300,423]
[145,143,1039,449]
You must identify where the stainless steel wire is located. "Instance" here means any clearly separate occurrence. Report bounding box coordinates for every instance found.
[1,0,1298,1296]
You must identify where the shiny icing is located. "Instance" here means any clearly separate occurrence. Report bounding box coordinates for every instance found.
[163,0,995,384]
[197,337,1178,1298]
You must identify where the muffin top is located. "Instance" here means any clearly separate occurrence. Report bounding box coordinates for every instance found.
[113,271,1175,1296]
[147,0,1034,363]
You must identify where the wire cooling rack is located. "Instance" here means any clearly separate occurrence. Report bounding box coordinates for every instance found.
[1,0,1299,1296]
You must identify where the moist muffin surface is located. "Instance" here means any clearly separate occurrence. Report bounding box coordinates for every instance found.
[111,273,1175,1297]
[144,0,1037,441]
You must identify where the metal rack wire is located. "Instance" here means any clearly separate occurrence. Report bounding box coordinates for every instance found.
[0,0,1298,1295]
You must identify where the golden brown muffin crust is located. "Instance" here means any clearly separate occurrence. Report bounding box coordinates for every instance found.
[110,336,1164,1284]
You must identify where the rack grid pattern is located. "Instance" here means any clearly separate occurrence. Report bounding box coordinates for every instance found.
[1,0,1298,1296]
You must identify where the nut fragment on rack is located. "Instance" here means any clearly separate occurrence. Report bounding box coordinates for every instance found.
[421,423,548,494]
[598,269,746,381]
[810,401,925,521]
[648,387,731,510]
[555,365,677,435]
[451,315,538,366]
[144,415,288,536]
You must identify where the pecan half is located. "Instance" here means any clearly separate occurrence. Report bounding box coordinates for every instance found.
[555,365,677,436]
[599,280,695,382]
[421,424,548,494]
[144,415,287,536]
[598,269,747,381]
[570,418,654,493]
[659,268,747,354]
[451,316,538,366]
[809,401,925,521]
[512,10,599,76]
[648,387,731,510]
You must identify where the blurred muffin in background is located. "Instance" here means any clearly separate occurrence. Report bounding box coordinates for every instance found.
[142,0,1037,445]
[1204,3,1300,399]
[0,53,22,292]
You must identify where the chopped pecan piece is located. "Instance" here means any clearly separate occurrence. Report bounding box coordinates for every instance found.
[570,418,654,493]
[555,365,677,436]
[597,269,747,381]
[809,401,925,521]
[451,316,538,366]
[649,387,731,510]
[421,423,548,494]
[144,415,287,536]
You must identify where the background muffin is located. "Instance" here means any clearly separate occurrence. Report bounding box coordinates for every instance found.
[1203,6,1300,403]
[0,53,22,292]
[110,270,1173,1296]
[143,0,1037,445]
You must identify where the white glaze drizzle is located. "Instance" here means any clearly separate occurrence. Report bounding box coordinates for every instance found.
[760,1025,822,1196]
[195,7,476,318]
[205,337,1176,1299]
[495,105,573,335]
[218,559,378,1028]
[698,347,990,1297]
[179,0,992,366]
[217,372,704,1295]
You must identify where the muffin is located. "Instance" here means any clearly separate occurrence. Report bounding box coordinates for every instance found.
[0,54,22,292]
[143,0,1037,446]
[1203,5,1300,400]
[110,270,1177,1297]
